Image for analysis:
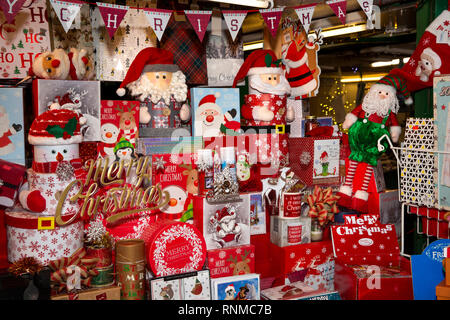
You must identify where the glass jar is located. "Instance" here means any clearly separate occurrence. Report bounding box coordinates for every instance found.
[304,116,320,136]
[310,218,323,242]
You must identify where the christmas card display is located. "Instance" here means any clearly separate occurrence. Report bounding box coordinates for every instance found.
[250,193,267,235]
[331,216,413,300]
[207,244,255,279]
[51,285,121,300]
[0,159,26,208]
[141,219,207,278]
[289,137,340,186]
[211,273,260,300]
[191,87,241,138]
[151,153,197,221]
[433,76,450,210]
[205,14,244,87]
[399,118,436,207]
[270,216,311,247]
[261,281,340,300]
[149,270,211,300]
[0,88,26,165]
[90,5,157,81]
[32,79,101,142]
[300,117,333,137]
[193,194,251,250]
[99,100,139,163]
[269,241,335,291]
[137,137,204,157]
[0,0,51,79]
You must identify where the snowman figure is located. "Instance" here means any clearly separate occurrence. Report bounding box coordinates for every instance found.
[99,123,120,163]
[19,108,84,215]
[160,185,188,218]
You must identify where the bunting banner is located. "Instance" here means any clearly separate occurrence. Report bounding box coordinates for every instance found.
[293,3,317,34]
[49,0,83,33]
[222,10,247,42]
[0,0,27,24]
[184,10,212,42]
[144,8,172,41]
[259,7,284,38]
[357,0,373,21]
[96,2,129,39]
[326,0,347,25]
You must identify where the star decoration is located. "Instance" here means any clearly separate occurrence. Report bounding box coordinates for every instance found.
[153,156,166,171]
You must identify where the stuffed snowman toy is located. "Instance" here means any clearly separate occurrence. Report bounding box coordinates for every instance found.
[160,185,188,219]
[99,123,120,163]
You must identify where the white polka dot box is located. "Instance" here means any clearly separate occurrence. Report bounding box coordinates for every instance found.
[4,206,84,266]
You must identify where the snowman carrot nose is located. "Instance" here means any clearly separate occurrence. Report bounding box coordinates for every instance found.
[56,152,64,162]
[169,198,178,207]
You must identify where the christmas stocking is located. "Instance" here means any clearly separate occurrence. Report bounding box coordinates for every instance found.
[390,10,450,94]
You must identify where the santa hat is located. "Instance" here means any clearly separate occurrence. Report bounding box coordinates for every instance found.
[28,109,82,146]
[19,189,46,213]
[198,92,221,112]
[232,49,282,88]
[225,284,235,292]
[215,207,236,222]
[116,47,179,97]
[376,74,413,105]
[421,47,442,70]
[320,151,328,160]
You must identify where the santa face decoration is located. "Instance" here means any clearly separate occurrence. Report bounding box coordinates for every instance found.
[161,185,188,215]
[33,144,79,163]
[415,48,442,82]
[32,48,70,80]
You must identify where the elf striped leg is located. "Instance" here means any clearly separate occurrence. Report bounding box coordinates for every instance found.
[352,165,374,213]
[337,159,359,208]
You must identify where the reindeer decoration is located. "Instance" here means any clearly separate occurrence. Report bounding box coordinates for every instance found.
[47,88,88,125]
[227,250,252,275]
[115,103,138,145]
[179,163,199,222]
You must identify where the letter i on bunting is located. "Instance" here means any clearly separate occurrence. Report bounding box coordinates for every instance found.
[326,0,347,25]
[185,10,212,42]
[0,0,27,24]
[222,10,247,42]
[96,2,129,39]
[259,7,284,38]
[144,8,172,41]
[294,3,317,34]
[49,0,83,33]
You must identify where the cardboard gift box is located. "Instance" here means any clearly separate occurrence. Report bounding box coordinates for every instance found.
[270,216,311,247]
[288,137,340,187]
[0,159,26,208]
[51,285,121,300]
[210,273,260,300]
[331,215,413,300]
[261,281,340,300]
[207,244,255,278]
[269,241,335,291]
[148,269,211,300]
[193,194,251,250]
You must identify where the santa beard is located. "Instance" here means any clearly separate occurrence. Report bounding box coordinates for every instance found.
[126,70,188,104]
[248,74,291,96]
[362,86,399,117]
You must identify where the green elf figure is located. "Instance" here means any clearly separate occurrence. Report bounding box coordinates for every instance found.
[336,74,412,213]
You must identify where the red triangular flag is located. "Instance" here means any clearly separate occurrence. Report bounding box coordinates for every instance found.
[259,8,284,38]
[184,10,212,42]
[326,0,347,25]
[96,2,129,39]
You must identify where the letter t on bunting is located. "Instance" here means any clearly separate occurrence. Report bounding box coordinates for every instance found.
[96,2,129,39]
[0,0,27,24]
[326,0,347,25]
[293,3,317,34]
[222,10,248,42]
[259,7,284,38]
[184,10,213,42]
[49,0,83,33]
[144,8,172,41]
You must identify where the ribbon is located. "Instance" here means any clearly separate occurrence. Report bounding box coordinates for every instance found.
[48,247,99,293]
[307,186,339,226]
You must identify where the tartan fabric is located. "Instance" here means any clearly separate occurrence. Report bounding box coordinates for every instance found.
[161,19,207,85]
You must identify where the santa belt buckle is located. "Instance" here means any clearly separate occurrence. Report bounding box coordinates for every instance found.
[38,216,55,230]
[275,124,285,134]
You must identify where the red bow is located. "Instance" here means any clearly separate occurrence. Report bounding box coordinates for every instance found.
[307,186,339,226]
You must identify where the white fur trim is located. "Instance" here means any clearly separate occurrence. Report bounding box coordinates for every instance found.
[247,67,282,76]
[117,88,126,97]
[198,102,220,112]
[19,190,30,210]
[405,96,413,105]
[339,185,353,197]
[290,79,317,97]
[28,135,82,146]
[370,83,397,95]
[390,126,402,142]
[344,112,358,126]
[354,190,369,201]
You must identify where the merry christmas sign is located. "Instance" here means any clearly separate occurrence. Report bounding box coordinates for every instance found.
[0,0,51,79]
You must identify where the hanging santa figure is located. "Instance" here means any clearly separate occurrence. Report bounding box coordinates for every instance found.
[337,75,411,213]
[18,108,85,215]
[280,17,321,99]
[116,47,191,136]
[232,49,293,178]
[0,105,22,156]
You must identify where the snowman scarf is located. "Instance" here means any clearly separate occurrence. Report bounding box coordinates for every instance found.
[32,158,85,181]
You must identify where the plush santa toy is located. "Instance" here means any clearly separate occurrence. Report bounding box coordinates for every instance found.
[29,48,70,80]
[337,74,411,213]
[19,109,84,214]
[116,47,191,134]
[67,48,90,80]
